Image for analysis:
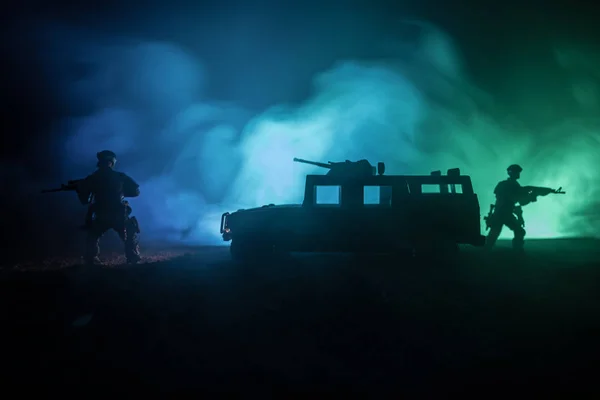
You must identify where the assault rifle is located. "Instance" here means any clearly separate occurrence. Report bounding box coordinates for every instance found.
[523,185,565,196]
[41,179,84,194]
[522,186,565,204]
[42,178,94,229]
[484,185,565,230]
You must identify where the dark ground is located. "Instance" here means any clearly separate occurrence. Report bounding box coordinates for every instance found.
[1,239,599,394]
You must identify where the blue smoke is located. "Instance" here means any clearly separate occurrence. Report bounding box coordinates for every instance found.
[33,21,600,245]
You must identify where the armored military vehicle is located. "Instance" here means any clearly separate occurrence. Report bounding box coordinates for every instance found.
[219,158,486,260]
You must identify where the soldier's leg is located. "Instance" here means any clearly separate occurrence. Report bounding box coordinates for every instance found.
[84,205,94,229]
[114,217,141,263]
[84,222,109,264]
[485,224,503,249]
[125,217,141,263]
[505,216,526,250]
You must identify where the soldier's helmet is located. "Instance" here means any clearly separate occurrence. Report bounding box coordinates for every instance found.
[507,164,523,173]
[97,150,117,167]
[507,164,522,178]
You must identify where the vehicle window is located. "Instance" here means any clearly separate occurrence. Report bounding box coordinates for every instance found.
[422,184,463,193]
[450,184,463,194]
[315,185,341,205]
[364,185,392,205]
[422,184,442,193]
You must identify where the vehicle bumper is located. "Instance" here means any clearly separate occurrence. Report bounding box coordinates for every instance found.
[220,212,232,241]
[472,234,486,246]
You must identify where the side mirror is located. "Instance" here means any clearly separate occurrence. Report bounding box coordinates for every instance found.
[377,162,386,175]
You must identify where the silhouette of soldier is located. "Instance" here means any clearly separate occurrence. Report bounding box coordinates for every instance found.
[485,164,526,251]
[77,150,142,265]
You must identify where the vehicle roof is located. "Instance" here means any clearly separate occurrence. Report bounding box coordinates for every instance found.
[304,174,473,186]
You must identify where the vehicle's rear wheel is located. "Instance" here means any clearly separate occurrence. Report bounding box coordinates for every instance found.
[413,239,459,260]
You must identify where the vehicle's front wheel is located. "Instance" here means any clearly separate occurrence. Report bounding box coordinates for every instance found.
[229,239,246,261]
[230,237,274,262]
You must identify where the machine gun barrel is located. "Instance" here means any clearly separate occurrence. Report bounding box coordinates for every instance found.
[293,158,332,169]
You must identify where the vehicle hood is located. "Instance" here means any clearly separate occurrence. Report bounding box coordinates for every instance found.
[230,204,302,214]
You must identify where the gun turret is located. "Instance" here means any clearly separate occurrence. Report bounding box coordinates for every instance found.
[293,157,378,177]
[293,158,331,170]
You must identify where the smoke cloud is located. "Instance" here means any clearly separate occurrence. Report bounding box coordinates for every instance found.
[29,20,600,246]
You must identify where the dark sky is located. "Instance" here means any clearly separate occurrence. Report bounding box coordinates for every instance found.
[1,0,598,162]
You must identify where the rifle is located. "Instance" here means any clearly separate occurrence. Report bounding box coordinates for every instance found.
[41,178,93,205]
[483,204,495,230]
[41,179,85,194]
[522,186,565,203]
[42,178,94,229]
[484,204,525,230]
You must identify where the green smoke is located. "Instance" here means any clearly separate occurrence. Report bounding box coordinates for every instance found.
[40,20,600,243]
[227,25,600,240]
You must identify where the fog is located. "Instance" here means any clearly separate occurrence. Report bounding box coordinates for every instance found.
[11,16,600,249]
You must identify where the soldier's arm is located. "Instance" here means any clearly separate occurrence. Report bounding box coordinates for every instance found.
[493,182,503,197]
[121,173,140,197]
[517,186,534,206]
[77,175,94,205]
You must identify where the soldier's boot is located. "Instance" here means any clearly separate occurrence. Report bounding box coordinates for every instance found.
[125,246,141,264]
[85,257,102,265]
[127,254,142,264]
[124,224,141,264]
[512,227,526,253]
[84,235,102,265]
[485,227,502,251]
